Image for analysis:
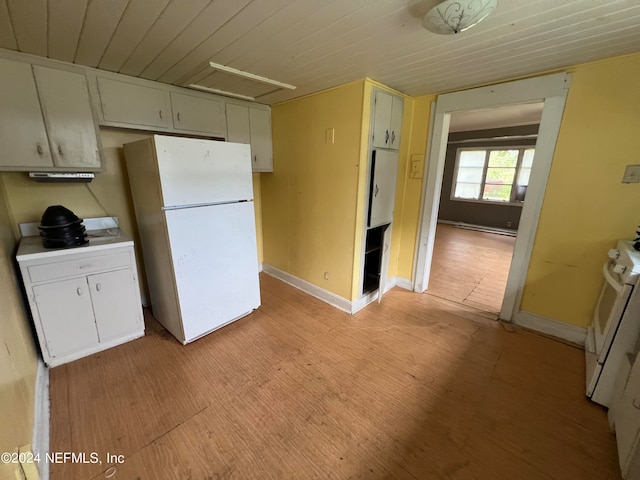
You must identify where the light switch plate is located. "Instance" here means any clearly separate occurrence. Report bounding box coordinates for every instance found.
[623,165,640,183]
[325,128,335,144]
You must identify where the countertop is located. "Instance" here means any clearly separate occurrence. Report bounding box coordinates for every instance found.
[16,230,134,262]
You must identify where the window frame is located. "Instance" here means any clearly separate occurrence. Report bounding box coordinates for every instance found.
[450,145,534,206]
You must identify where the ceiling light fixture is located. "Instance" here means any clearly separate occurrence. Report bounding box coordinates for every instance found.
[422,0,497,35]
[208,62,296,90]
[188,84,255,101]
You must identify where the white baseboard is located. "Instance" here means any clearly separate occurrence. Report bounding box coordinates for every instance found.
[32,359,49,480]
[513,311,587,346]
[262,264,352,314]
[351,290,378,314]
[392,277,413,291]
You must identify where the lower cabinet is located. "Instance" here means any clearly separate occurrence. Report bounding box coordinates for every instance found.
[17,242,144,367]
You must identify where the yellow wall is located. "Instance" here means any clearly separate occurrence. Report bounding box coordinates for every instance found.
[0,177,38,479]
[520,52,640,326]
[262,80,367,300]
[400,52,640,328]
[390,95,436,281]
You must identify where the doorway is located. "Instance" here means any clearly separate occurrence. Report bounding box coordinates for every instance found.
[413,73,571,321]
[425,107,543,315]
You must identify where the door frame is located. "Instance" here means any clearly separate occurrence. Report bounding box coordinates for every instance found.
[412,73,571,320]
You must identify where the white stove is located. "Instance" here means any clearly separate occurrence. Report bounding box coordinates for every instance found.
[586,240,640,407]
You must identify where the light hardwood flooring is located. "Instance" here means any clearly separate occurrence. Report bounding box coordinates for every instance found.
[426,224,516,315]
[49,274,619,479]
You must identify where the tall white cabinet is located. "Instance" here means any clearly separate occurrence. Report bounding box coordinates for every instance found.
[359,88,403,303]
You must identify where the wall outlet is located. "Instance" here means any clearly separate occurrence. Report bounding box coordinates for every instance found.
[323,272,329,280]
[622,164,640,183]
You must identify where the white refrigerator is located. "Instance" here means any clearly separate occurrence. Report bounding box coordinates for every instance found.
[124,135,261,344]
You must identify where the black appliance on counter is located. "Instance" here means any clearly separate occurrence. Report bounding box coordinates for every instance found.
[39,205,88,248]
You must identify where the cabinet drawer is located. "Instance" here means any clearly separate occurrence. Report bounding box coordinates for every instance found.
[27,251,131,283]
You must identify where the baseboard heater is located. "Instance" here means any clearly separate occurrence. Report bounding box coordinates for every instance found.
[29,172,95,183]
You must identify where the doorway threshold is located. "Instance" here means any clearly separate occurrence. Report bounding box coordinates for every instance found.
[439,220,517,237]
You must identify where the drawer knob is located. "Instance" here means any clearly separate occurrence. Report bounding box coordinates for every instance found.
[77,287,83,296]
[96,283,102,292]
[633,397,640,410]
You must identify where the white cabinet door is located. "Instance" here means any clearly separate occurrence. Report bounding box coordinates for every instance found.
[389,95,404,149]
[615,354,640,477]
[88,269,142,342]
[372,90,393,149]
[226,104,251,144]
[378,225,392,303]
[33,65,101,169]
[97,77,171,129]
[34,278,99,358]
[249,108,273,172]
[369,150,399,228]
[170,92,226,137]
[227,104,273,172]
[0,58,53,168]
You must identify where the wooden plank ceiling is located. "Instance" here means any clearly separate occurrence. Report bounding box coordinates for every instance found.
[1,0,639,105]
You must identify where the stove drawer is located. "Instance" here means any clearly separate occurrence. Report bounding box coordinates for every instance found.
[26,250,132,283]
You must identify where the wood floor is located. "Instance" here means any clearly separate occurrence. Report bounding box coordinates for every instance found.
[49,274,620,479]
[427,224,516,315]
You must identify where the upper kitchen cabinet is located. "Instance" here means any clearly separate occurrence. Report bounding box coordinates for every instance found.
[0,58,102,171]
[170,92,226,138]
[371,89,404,150]
[226,103,273,172]
[96,77,171,130]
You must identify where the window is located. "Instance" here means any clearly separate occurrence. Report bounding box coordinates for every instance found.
[452,147,534,204]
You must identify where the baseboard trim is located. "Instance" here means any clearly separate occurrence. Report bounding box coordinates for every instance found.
[262,264,352,314]
[351,290,378,314]
[32,359,49,480]
[513,311,587,347]
[393,277,413,291]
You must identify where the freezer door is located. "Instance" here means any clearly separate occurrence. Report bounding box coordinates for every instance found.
[154,135,253,207]
[164,202,261,342]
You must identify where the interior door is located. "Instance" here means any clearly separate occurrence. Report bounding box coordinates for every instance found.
[369,150,399,228]
[378,225,392,303]
[164,202,261,342]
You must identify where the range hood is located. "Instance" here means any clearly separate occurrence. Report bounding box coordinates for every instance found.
[29,172,95,183]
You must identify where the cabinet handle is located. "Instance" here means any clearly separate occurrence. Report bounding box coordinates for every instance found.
[391,131,395,145]
[57,145,64,156]
[385,130,389,144]
[159,110,163,119]
[633,397,640,409]
[254,155,257,162]
[96,283,102,292]
[79,263,95,269]
[36,144,43,155]
[177,112,181,122]
[77,287,83,296]
[374,184,379,197]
